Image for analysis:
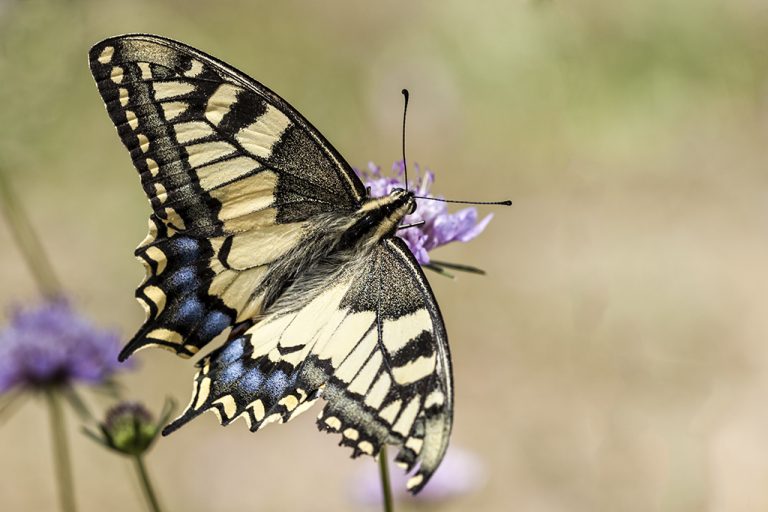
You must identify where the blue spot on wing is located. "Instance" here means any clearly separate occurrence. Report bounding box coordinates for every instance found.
[241,367,265,394]
[218,338,246,365]
[171,237,200,265]
[264,370,288,400]
[198,311,231,340]
[172,296,204,324]
[167,267,196,292]
[218,360,245,386]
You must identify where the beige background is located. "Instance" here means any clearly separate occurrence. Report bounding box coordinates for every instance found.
[3,0,768,510]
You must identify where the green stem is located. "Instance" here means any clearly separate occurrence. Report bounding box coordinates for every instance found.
[378,445,394,512]
[133,454,162,512]
[46,390,77,512]
[0,166,61,296]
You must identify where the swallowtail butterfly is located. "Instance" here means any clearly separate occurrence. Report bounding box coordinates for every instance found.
[89,34,456,492]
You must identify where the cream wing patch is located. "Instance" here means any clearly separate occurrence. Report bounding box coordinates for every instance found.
[173,121,215,144]
[161,101,188,121]
[195,156,261,190]
[235,105,292,158]
[381,310,432,354]
[186,141,238,168]
[152,80,196,100]
[205,83,242,126]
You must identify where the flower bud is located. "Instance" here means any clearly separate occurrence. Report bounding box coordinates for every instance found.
[102,402,157,455]
[85,400,173,457]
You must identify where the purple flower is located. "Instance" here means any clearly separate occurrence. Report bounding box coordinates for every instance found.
[352,446,487,504]
[356,161,493,264]
[0,299,128,393]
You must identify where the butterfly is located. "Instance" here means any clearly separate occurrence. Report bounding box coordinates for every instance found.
[89,34,453,492]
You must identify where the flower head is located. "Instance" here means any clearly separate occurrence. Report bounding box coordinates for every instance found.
[86,400,173,456]
[356,161,493,264]
[0,299,128,393]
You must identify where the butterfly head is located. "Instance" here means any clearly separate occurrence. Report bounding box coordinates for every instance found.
[382,188,417,225]
[390,187,417,214]
[346,188,416,248]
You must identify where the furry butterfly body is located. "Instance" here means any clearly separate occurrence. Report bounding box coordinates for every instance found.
[89,34,452,492]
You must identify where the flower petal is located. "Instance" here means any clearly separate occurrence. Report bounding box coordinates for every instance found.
[457,212,494,242]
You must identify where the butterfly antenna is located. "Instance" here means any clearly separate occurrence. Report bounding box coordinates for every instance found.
[400,89,511,208]
[413,196,513,206]
[401,88,410,192]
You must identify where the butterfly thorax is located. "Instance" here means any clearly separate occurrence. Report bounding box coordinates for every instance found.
[258,189,415,314]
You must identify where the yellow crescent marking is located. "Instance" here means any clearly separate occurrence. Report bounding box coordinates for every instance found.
[357,441,374,455]
[153,182,167,204]
[213,395,237,420]
[406,475,424,491]
[110,66,123,83]
[144,245,167,274]
[137,133,150,153]
[125,110,139,130]
[146,158,159,177]
[249,399,265,421]
[324,416,342,430]
[143,285,166,313]
[278,395,299,412]
[97,46,114,64]
[147,328,182,344]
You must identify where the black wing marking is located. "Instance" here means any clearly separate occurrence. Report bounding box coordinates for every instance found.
[164,238,453,493]
[88,35,367,359]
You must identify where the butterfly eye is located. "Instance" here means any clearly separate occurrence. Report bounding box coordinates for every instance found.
[366,186,371,197]
[408,201,417,214]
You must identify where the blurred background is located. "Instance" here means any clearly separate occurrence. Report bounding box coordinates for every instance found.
[2,0,768,510]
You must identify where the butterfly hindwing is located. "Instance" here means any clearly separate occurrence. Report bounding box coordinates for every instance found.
[164,238,453,493]
[89,35,367,359]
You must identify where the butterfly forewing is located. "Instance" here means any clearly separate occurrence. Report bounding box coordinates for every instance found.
[89,35,366,359]
[164,238,452,493]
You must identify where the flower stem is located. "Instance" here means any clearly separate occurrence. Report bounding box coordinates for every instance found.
[0,166,62,296]
[133,454,162,512]
[378,445,394,512]
[45,390,77,512]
